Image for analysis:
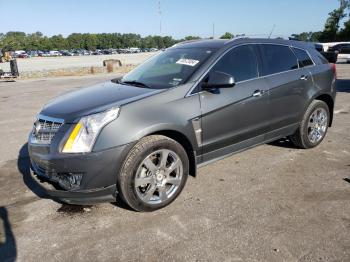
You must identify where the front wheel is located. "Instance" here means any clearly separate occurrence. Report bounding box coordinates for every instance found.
[290,100,330,149]
[117,135,189,212]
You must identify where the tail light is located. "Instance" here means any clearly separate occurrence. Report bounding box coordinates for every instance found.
[330,63,337,79]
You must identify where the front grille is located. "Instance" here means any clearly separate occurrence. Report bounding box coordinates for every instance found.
[30,116,63,145]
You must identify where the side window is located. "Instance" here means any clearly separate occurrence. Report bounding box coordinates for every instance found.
[317,53,329,64]
[341,44,350,54]
[211,45,258,82]
[259,44,299,76]
[292,48,314,67]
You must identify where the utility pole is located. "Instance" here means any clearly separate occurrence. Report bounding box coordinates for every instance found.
[212,22,215,39]
[158,0,162,35]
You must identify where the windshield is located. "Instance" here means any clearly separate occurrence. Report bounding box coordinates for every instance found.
[121,48,214,89]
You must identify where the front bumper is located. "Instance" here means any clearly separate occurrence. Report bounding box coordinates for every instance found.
[30,168,117,204]
[28,142,133,205]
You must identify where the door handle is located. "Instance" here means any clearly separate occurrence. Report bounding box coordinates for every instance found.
[300,75,308,81]
[252,90,264,97]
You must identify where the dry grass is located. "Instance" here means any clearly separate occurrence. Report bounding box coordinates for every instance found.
[18,65,135,79]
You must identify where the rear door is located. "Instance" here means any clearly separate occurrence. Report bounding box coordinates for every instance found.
[257,44,313,138]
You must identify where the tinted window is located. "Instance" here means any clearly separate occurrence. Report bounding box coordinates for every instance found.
[314,44,323,52]
[331,44,342,51]
[259,44,299,76]
[340,44,350,54]
[211,45,258,82]
[292,48,314,67]
[317,52,329,64]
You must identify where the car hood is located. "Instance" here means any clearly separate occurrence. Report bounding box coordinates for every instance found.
[40,81,164,122]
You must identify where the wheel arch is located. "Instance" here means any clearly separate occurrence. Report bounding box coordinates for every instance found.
[148,130,197,178]
[314,93,334,127]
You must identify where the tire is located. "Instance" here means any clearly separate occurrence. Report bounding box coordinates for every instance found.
[117,135,189,212]
[290,100,330,149]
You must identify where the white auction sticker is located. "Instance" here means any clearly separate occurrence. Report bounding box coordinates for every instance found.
[176,58,199,67]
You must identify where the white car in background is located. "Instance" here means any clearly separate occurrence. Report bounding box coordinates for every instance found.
[322,42,350,63]
[49,51,62,57]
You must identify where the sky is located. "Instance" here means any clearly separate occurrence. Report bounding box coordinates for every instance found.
[0,0,340,39]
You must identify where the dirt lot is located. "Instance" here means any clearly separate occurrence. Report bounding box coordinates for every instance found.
[0,52,157,73]
[0,65,349,262]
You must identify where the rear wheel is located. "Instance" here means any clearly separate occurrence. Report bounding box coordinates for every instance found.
[118,135,189,212]
[290,100,329,149]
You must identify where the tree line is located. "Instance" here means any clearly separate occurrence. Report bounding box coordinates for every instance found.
[291,0,350,42]
[0,31,241,51]
[1,1,349,52]
[0,32,184,51]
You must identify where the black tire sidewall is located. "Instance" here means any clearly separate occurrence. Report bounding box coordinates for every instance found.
[118,136,189,212]
[301,101,330,148]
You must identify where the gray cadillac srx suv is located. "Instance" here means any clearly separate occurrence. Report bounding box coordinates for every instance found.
[28,38,336,211]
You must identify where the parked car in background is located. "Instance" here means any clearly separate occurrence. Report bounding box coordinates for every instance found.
[92,50,103,55]
[314,43,338,63]
[49,51,62,57]
[27,51,38,57]
[38,51,51,57]
[82,50,90,56]
[14,50,28,58]
[17,53,29,58]
[129,47,141,53]
[60,50,74,56]
[28,38,336,212]
[328,43,350,63]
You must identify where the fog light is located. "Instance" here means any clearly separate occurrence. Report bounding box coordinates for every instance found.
[58,173,83,190]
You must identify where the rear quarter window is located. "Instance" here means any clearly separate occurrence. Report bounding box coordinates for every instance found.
[259,44,299,76]
[308,48,329,65]
[292,48,314,67]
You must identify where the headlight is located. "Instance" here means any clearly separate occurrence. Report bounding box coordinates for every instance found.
[62,107,120,153]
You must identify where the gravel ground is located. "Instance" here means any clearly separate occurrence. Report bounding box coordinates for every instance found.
[0,52,157,73]
[0,65,349,262]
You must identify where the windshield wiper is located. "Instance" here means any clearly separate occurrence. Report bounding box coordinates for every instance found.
[120,80,151,88]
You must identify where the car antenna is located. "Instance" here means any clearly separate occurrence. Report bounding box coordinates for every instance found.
[268,24,276,39]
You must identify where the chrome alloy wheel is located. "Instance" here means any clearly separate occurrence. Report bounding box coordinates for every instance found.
[307,108,328,144]
[135,149,183,205]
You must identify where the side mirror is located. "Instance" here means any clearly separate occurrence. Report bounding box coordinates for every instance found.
[202,71,235,89]
[111,77,122,84]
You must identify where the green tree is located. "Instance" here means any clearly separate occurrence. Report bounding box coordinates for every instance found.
[338,19,350,40]
[184,36,201,41]
[1,31,26,50]
[290,31,322,42]
[338,0,350,40]
[319,0,348,42]
[83,34,98,50]
[220,32,234,39]
[50,34,67,50]
[67,33,84,49]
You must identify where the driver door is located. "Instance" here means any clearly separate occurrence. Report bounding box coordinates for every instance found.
[199,45,271,162]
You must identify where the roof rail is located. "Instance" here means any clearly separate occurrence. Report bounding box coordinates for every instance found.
[171,38,206,48]
[225,36,250,44]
